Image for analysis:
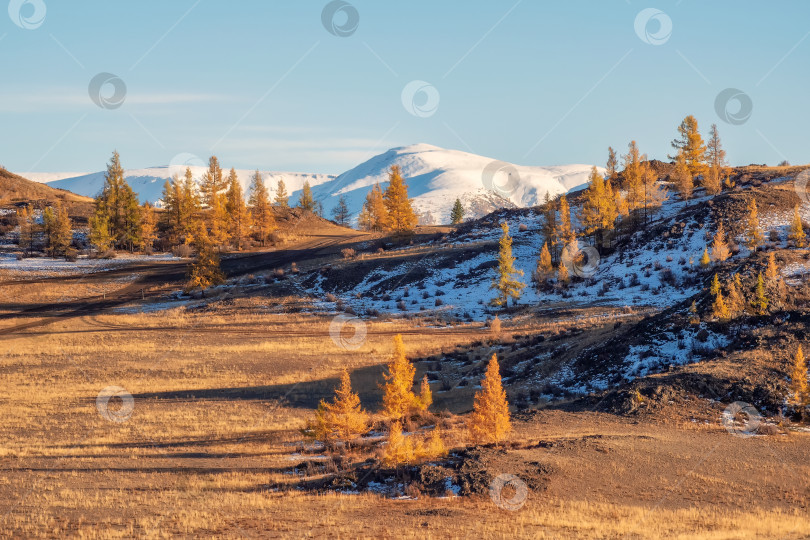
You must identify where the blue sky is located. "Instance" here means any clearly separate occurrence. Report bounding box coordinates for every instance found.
[1,0,809,174]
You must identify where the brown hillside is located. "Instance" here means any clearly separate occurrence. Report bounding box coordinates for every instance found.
[0,168,93,205]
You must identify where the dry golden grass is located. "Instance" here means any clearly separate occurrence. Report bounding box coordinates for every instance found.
[1,291,809,538]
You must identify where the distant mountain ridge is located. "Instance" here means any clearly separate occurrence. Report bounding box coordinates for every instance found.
[18,144,601,224]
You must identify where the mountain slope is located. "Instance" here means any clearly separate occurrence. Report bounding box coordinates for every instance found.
[0,168,93,205]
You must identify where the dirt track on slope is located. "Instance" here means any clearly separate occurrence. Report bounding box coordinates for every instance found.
[0,233,365,337]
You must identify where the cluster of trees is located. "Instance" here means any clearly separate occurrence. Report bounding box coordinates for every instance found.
[16,202,74,258]
[305,334,511,467]
[709,252,786,321]
[357,166,419,233]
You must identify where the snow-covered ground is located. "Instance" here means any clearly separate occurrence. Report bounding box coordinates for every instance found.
[0,252,182,275]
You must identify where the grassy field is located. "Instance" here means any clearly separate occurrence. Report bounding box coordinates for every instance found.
[1,289,809,539]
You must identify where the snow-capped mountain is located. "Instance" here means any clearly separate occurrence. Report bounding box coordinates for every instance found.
[20,144,601,224]
[29,167,335,209]
[310,144,600,224]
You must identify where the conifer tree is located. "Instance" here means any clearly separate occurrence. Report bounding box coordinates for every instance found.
[43,202,72,258]
[424,425,447,459]
[712,290,730,321]
[765,252,780,285]
[557,261,569,284]
[789,345,809,409]
[199,156,225,207]
[468,354,511,445]
[706,123,727,195]
[186,223,225,294]
[540,193,557,260]
[726,274,745,317]
[248,170,276,246]
[703,165,722,196]
[162,171,198,246]
[752,272,768,314]
[382,334,417,420]
[451,198,465,225]
[711,223,731,262]
[138,202,158,253]
[790,205,806,247]
[536,242,553,281]
[670,115,707,178]
[490,222,525,307]
[700,247,711,267]
[554,195,576,251]
[358,183,390,231]
[640,162,668,223]
[417,374,433,411]
[321,369,369,444]
[383,165,418,233]
[710,273,721,296]
[298,180,315,212]
[606,146,619,183]
[383,421,415,467]
[225,168,251,250]
[274,178,289,208]
[89,211,113,253]
[623,141,646,215]
[745,197,763,250]
[208,189,229,248]
[672,150,693,201]
[330,195,351,226]
[17,206,37,254]
[580,166,617,248]
[95,151,141,250]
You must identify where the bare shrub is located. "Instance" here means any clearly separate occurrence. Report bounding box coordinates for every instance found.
[341,248,356,260]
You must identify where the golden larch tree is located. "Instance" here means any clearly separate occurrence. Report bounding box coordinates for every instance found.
[752,272,768,314]
[138,202,158,253]
[468,354,512,444]
[670,115,707,178]
[490,222,525,307]
[711,223,731,262]
[745,197,763,250]
[765,252,780,284]
[383,165,418,233]
[726,274,744,317]
[416,374,433,411]
[358,183,390,231]
[671,150,693,201]
[383,421,415,467]
[554,195,576,250]
[623,140,645,213]
[248,170,276,246]
[789,345,809,409]
[382,334,417,420]
[536,241,553,281]
[322,369,369,444]
[225,168,251,250]
[712,290,730,321]
[424,425,447,460]
[790,206,806,247]
[700,247,712,267]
